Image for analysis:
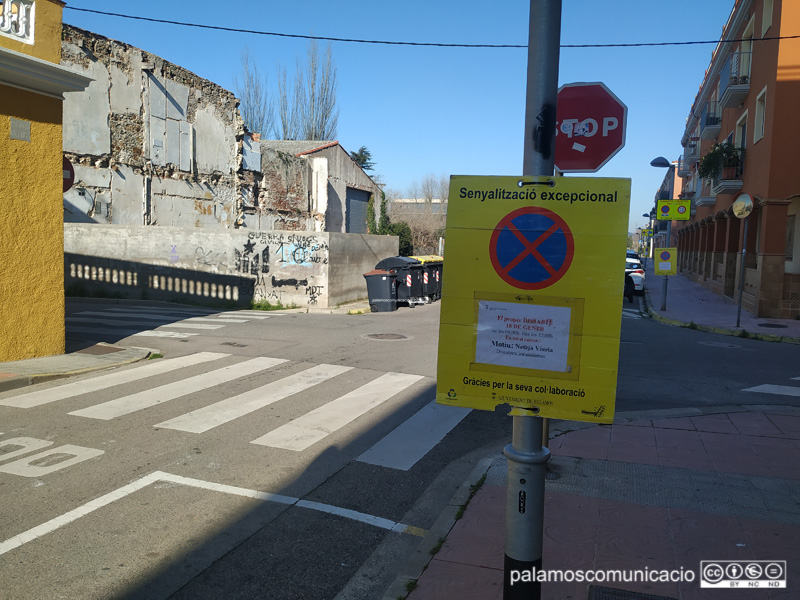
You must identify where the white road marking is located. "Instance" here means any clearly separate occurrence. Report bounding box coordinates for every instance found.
[75,311,207,321]
[69,357,286,420]
[251,372,424,451]
[154,323,224,330]
[66,318,223,330]
[743,384,800,397]
[358,401,471,471]
[186,317,250,323]
[0,353,229,408]
[155,364,353,433]
[621,309,642,319]
[132,330,198,338]
[94,307,217,315]
[0,445,104,477]
[0,437,53,462]
[0,471,420,557]
[211,314,272,320]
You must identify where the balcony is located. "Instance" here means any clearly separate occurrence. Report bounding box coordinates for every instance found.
[695,179,716,207]
[711,147,745,195]
[684,138,700,166]
[719,51,752,109]
[700,101,721,140]
[0,0,34,45]
[677,156,691,177]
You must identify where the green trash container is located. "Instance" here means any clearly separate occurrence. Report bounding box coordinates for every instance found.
[363,269,397,312]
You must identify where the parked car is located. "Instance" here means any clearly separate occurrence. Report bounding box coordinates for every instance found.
[626,249,641,262]
[625,258,645,294]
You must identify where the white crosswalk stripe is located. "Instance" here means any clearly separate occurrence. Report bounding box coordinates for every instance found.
[743,383,800,397]
[69,357,287,420]
[251,372,425,450]
[0,352,229,408]
[4,353,451,467]
[155,364,353,433]
[621,309,642,319]
[68,307,274,337]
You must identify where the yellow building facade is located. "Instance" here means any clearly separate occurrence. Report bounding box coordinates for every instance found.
[0,0,90,360]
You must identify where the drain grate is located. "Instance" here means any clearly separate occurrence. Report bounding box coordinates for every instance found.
[221,342,248,347]
[365,333,408,341]
[758,323,788,328]
[588,586,678,600]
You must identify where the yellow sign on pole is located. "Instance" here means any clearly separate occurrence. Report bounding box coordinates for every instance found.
[656,199,691,220]
[654,248,678,275]
[436,175,631,424]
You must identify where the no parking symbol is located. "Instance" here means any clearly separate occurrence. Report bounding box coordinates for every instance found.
[490,207,574,290]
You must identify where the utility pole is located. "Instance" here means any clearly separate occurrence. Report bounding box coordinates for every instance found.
[505,1,561,599]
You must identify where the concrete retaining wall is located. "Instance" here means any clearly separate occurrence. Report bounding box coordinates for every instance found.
[64,224,398,308]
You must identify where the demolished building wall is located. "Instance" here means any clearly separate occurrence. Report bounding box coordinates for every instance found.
[60,25,246,229]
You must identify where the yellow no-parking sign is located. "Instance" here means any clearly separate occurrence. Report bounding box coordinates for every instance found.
[654,248,678,275]
[436,175,631,423]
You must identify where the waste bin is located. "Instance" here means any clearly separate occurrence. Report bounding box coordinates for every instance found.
[363,269,397,312]
[375,256,424,306]
[410,255,444,301]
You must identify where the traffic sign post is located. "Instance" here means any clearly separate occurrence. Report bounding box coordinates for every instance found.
[554,82,627,173]
[733,193,754,328]
[437,174,631,599]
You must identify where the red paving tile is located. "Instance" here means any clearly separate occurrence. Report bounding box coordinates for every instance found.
[557,441,609,460]
[607,442,661,465]
[651,417,697,430]
[690,414,739,433]
[408,560,502,600]
[654,428,704,448]
[610,424,658,446]
[728,412,784,437]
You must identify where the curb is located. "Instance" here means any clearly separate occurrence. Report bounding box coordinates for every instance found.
[0,347,154,393]
[382,457,495,600]
[641,289,800,344]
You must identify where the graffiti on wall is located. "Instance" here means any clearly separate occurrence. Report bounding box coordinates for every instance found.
[233,232,329,303]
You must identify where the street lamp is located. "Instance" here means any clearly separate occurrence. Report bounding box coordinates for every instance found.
[641,212,651,264]
[650,156,674,311]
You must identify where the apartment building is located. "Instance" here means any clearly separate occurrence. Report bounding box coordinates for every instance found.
[674,0,799,318]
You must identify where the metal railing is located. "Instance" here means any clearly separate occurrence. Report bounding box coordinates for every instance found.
[701,101,721,128]
[719,51,752,96]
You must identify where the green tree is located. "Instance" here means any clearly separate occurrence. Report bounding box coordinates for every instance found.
[378,191,391,234]
[350,146,375,171]
[389,222,413,256]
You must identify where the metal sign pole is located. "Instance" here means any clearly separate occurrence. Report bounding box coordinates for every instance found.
[736,217,749,328]
[505,1,561,598]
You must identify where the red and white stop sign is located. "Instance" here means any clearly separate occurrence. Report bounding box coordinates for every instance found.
[554,82,627,173]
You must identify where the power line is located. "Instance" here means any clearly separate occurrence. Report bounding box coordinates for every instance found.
[65,6,800,49]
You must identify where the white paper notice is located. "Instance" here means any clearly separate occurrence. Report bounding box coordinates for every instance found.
[475,301,571,372]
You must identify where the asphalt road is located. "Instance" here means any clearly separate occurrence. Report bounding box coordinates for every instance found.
[1,298,798,599]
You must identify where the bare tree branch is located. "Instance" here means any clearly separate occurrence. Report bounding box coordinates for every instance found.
[232,47,274,136]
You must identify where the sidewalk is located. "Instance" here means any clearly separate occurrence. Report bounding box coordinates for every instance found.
[398,270,800,600]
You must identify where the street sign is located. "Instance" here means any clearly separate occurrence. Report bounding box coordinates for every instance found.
[554,82,627,173]
[654,248,677,275]
[657,199,691,221]
[63,156,75,193]
[437,175,631,423]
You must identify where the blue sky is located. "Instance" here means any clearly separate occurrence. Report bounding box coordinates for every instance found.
[63,0,735,233]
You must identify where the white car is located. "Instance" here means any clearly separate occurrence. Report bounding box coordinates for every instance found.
[625,258,645,294]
